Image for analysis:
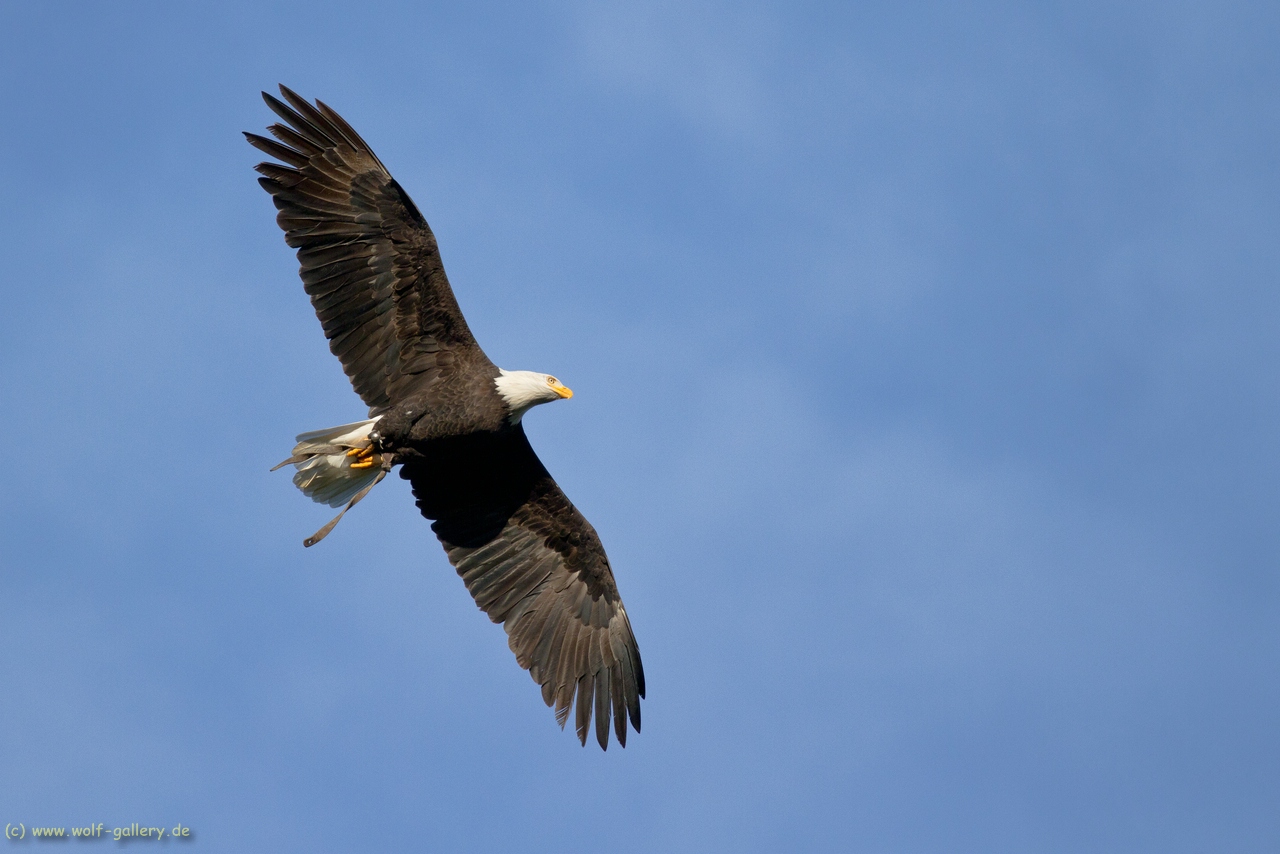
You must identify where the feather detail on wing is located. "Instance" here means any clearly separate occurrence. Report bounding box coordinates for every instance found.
[246,85,486,414]
[403,438,645,749]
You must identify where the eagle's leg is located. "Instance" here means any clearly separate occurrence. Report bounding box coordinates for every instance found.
[368,393,432,452]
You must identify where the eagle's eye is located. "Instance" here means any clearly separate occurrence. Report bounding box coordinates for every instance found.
[546,376,558,386]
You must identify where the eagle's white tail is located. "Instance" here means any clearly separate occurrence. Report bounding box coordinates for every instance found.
[273,418,388,547]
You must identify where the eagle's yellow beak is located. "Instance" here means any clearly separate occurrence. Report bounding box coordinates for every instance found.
[551,381,574,399]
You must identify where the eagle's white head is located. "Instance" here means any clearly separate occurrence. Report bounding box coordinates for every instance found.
[494,369,574,423]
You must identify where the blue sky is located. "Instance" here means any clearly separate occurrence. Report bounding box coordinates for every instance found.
[1,2,1277,851]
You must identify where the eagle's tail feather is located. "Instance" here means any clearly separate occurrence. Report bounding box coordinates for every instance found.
[273,418,388,546]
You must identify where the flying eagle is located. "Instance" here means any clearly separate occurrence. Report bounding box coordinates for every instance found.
[246,86,643,749]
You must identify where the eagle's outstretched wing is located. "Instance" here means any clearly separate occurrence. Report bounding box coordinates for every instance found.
[246,85,487,414]
[403,432,645,749]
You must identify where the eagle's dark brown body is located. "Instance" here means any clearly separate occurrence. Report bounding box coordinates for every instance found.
[248,86,643,749]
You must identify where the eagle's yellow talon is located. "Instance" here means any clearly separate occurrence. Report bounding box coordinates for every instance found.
[345,445,378,469]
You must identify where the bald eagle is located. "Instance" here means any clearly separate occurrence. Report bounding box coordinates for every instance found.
[246,86,643,750]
